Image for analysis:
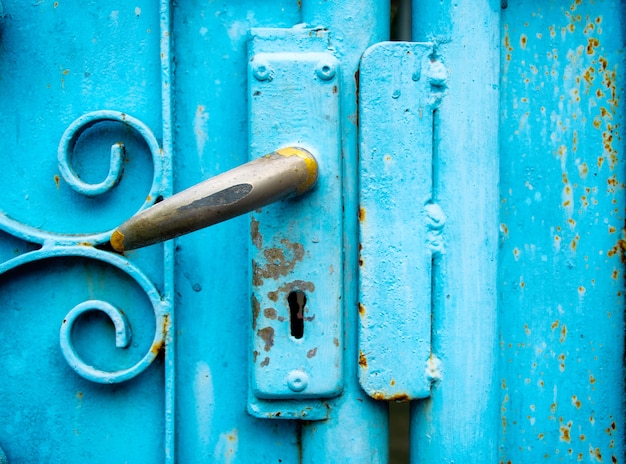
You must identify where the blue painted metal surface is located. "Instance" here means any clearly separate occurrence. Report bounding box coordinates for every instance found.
[358,41,445,401]
[410,1,502,462]
[499,1,625,462]
[248,28,343,417]
[0,0,624,462]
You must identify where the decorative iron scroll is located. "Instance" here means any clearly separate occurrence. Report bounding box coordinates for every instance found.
[0,110,166,246]
[0,111,170,384]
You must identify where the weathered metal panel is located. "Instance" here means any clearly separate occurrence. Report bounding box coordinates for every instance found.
[499,1,625,462]
[410,0,502,462]
[358,41,444,401]
[298,1,392,462]
[170,3,303,462]
[0,1,175,462]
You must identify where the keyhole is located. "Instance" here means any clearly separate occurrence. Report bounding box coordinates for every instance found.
[288,291,306,339]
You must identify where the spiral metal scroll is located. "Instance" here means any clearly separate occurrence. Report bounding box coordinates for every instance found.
[0,110,167,246]
[0,245,169,384]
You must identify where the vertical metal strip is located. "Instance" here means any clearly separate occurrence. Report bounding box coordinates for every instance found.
[159,0,176,461]
[300,1,390,462]
[410,0,501,462]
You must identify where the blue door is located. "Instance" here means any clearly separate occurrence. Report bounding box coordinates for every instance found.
[0,1,623,462]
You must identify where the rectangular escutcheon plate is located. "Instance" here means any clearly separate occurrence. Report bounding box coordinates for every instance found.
[358,41,442,401]
[247,27,343,420]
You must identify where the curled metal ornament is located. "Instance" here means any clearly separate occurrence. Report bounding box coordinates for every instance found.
[0,245,169,384]
[57,109,163,199]
[60,300,133,380]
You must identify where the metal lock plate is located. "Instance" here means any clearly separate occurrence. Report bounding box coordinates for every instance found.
[247,27,343,419]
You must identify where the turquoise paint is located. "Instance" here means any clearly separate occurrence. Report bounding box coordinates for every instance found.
[411,0,502,462]
[0,0,623,462]
[500,1,625,462]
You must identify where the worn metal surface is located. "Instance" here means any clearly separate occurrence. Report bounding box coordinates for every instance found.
[358,41,445,401]
[247,28,343,417]
[0,1,175,462]
[410,0,501,462]
[1,0,623,462]
[499,1,625,462]
[111,147,318,251]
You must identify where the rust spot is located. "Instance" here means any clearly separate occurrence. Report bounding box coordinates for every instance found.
[572,395,582,408]
[560,324,568,342]
[538,433,544,439]
[333,337,339,347]
[599,56,608,71]
[76,391,83,400]
[253,350,259,363]
[332,85,338,94]
[54,175,61,188]
[306,347,317,358]
[267,279,315,303]
[263,307,277,320]
[250,217,262,249]
[390,379,396,386]
[551,319,560,330]
[151,338,164,355]
[358,207,366,222]
[257,326,275,352]
[560,420,572,442]
[590,374,597,384]
[358,303,365,316]
[580,434,586,441]
[583,66,595,85]
[150,314,170,355]
[520,34,527,49]
[252,295,260,330]
[358,351,367,368]
[587,37,600,55]
[594,448,602,461]
[253,239,305,285]
[260,356,270,367]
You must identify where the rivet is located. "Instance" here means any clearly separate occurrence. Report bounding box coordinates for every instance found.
[315,61,336,81]
[252,59,273,81]
[287,370,309,392]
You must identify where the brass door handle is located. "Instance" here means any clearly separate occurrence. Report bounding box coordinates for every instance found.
[110,147,317,252]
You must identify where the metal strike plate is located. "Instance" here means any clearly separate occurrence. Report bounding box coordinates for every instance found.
[358,42,445,400]
[247,27,342,419]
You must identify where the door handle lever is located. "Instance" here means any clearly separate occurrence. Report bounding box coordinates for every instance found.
[110,147,318,252]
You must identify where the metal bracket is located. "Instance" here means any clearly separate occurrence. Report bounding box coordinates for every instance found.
[247,27,343,420]
[358,41,446,401]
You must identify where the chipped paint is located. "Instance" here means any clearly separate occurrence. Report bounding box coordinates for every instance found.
[500,1,624,462]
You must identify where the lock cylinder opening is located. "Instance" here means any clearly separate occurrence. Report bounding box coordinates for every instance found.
[287,290,306,339]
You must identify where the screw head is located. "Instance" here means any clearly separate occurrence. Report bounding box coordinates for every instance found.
[252,59,273,81]
[287,370,309,392]
[315,61,336,81]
